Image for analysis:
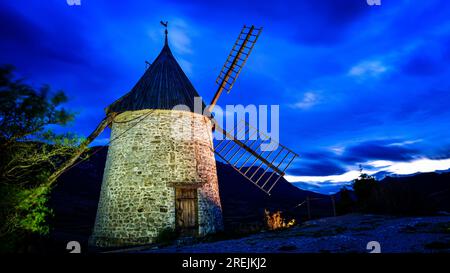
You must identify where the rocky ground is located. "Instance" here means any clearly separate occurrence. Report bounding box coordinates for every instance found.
[122,214,450,253]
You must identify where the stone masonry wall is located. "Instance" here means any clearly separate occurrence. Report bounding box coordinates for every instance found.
[89,109,223,247]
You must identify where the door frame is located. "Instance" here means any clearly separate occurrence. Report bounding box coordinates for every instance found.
[174,185,199,236]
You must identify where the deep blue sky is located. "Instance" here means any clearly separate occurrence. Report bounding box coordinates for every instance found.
[1,0,450,193]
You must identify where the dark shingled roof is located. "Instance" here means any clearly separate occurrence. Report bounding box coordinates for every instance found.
[107,39,205,113]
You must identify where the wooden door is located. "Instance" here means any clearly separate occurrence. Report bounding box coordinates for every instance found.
[175,188,198,236]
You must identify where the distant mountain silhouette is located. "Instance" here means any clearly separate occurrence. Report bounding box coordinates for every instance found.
[329,171,450,215]
[293,169,450,195]
[373,172,450,214]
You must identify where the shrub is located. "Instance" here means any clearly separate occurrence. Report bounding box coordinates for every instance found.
[154,228,178,245]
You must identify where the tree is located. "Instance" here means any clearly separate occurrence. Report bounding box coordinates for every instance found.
[0,66,73,146]
[0,65,81,252]
[352,173,378,211]
[336,186,355,215]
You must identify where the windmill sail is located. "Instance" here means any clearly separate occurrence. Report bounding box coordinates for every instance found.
[213,120,298,195]
[208,25,263,113]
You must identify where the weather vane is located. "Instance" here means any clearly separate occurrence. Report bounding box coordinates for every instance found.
[160,21,168,35]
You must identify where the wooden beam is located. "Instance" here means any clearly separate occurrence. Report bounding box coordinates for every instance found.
[46,114,113,187]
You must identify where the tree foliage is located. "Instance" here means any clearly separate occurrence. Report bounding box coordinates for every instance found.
[336,186,355,215]
[0,65,81,252]
[352,173,379,211]
[0,65,73,145]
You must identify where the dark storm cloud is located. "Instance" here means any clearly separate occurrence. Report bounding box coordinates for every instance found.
[289,0,371,45]
[166,0,371,45]
[0,3,90,67]
[0,2,132,137]
[378,1,450,46]
[295,139,422,176]
[400,42,449,76]
[391,87,450,122]
[292,181,350,194]
[0,5,39,45]
[402,55,443,76]
[341,140,418,163]
[289,159,347,176]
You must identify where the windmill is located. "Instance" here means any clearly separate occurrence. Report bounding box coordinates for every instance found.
[53,23,298,248]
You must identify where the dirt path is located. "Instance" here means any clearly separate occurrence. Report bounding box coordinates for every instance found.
[135,214,450,253]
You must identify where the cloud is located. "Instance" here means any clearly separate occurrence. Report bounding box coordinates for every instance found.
[401,48,447,76]
[300,139,421,167]
[166,0,371,46]
[387,139,423,147]
[367,160,396,168]
[402,55,442,76]
[286,138,430,185]
[292,181,343,195]
[289,159,347,176]
[341,139,419,163]
[289,0,370,45]
[169,25,194,55]
[291,92,319,109]
[285,170,362,184]
[178,57,193,76]
[329,146,345,155]
[367,158,450,175]
[348,60,387,77]
[0,4,90,67]
[286,157,450,193]
[390,88,450,121]
[148,18,196,56]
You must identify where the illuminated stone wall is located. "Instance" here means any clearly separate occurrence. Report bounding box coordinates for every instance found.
[89,109,223,247]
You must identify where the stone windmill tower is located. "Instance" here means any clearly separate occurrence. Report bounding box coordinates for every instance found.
[89,24,223,247]
[86,23,298,248]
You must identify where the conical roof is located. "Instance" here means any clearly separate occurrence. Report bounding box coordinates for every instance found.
[107,38,205,113]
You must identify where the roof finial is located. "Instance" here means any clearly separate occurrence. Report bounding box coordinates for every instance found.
[160,21,168,45]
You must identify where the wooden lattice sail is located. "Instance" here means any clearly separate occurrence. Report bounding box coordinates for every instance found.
[207,25,263,113]
[213,120,298,195]
[208,25,299,195]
